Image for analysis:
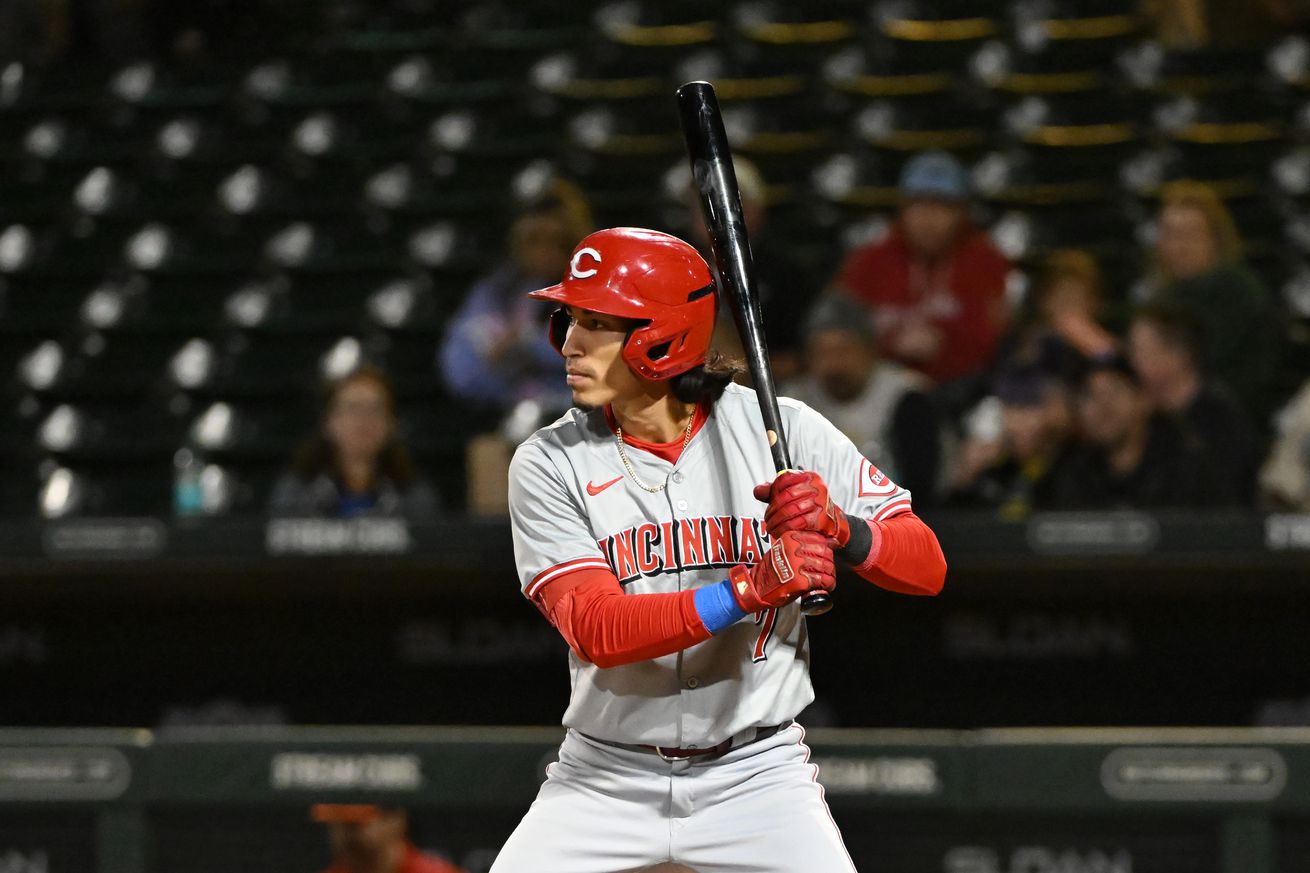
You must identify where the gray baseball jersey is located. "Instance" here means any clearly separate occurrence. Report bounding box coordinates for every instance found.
[508,382,911,748]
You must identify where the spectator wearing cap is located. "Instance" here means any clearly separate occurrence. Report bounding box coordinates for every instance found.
[676,157,819,382]
[783,295,943,503]
[1144,180,1280,423]
[1047,353,1204,508]
[1128,303,1257,505]
[269,366,439,521]
[949,366,1079,517]
[311,804,465,873]
[439,179,593,417]
[832,150,1013,388]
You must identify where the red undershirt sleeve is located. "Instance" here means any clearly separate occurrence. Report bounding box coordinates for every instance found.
[531,567,713,669]
[849,512,947,596]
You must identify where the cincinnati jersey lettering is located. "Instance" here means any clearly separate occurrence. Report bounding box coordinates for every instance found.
[597,516,770,584]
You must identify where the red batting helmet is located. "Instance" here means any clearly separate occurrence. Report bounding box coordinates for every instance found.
[529,227,717,380]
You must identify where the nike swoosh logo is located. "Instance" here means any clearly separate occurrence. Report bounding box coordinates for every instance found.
[586,476,624,497]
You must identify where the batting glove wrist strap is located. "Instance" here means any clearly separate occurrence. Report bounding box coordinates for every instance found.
[835,511,876,568]
[695,580,748,634]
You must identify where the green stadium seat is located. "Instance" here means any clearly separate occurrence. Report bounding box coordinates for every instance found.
[1006,0,1139,65]
[199,333,343,399]
[35,460,175,518]
[456,0,594,68]
[236,272,392,335]
[370,332,446,400]
[846,92,996,157]
[0,278,93,336]
[823,37,958,101]
[187,397,317,462]
[728,0,858,69]
[873,0,1002,70]
[1120,43,1269,96]
[33,399,184,461]
[0,63,106,116]
[109,275,235,335]
[594,0,717,47]
[41,334,199,400]
[1153,92,1288,194]
[529,50,668,104]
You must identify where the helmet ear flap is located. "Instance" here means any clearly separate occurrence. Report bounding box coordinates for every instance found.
[547,308,570,354]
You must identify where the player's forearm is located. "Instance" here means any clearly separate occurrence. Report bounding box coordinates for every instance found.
[837,512,946,595]
[535,569,721,669]
[572,587,713,668]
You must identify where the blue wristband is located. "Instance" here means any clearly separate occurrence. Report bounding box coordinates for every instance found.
[694,579,749,634]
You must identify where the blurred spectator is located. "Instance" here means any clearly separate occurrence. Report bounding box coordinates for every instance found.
[1260,379,1310,511]
[1129,303,1257,505]
[950,367,1079,517]
[269,365,439,520]
[1048,354,1204,508]
[833,150,1012,387]
[439,179,591,418]
[997,249,1117,382]
[1145,181,1280,422]
[783,295,943,503]
[1,0,301,68]
[142,0,300,61]
[312,805,465,873]
[1142,0,1307,48]
[73,0,152,63]
[0,0,61,65]
[2,0,153,67]
[677,157,819,382]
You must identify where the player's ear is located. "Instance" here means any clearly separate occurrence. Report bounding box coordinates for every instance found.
[548,308,570,352]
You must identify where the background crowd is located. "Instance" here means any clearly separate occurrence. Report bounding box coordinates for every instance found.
[409,152,1303,520]
[4,0,1310,522]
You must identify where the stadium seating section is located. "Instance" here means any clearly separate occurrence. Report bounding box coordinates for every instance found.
[3,0,1309,517]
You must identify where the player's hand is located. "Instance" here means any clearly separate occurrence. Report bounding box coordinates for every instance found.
[728,530,836,613]
[753,471,850,547]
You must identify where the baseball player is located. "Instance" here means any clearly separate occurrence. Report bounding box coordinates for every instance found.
[495,228,947,873]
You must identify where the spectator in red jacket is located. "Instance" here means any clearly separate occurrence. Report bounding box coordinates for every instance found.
[833,150,1013,387]
[312,805,465,873]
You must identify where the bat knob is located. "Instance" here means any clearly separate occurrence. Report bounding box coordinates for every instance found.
[800,590,833,617]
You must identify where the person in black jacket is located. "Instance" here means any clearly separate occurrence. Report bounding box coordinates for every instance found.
[1128,303,1258,505]
[1048,353,1204,509]
[949,365,1080,517]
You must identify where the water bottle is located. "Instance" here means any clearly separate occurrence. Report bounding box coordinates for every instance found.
[173,447,205,517]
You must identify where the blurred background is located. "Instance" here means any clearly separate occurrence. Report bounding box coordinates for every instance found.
[5,0,1310,871]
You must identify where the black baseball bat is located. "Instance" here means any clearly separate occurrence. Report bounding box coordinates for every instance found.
[676,80,832,617]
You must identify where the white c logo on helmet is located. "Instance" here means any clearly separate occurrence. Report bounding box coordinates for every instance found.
[570,247,602,279]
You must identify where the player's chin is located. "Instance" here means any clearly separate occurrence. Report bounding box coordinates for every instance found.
[570,384,610,411]
[571,389,599,411]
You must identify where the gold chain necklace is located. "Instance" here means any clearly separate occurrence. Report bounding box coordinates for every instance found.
[614,409,696,494]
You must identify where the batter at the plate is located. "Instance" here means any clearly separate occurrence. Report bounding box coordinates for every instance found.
[495,227,947,873]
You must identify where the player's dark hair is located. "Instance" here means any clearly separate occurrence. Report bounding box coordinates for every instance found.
[669,350,746,405]
[290,364,421,489]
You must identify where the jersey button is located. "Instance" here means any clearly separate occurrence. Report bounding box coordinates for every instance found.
[686,676,700,689]
[671,472,684,484]
[676,499,688,511]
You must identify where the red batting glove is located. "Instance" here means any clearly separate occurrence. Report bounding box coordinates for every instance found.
[752,471,851,547]
[728,530,836,613]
